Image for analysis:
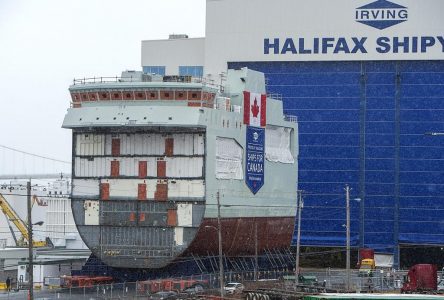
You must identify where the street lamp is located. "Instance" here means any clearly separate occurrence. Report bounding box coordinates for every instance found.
[26,179,45,300]
[345,185,351,292]
[344,185,361,292]
[295,190,304,286]
[205,191,224,298]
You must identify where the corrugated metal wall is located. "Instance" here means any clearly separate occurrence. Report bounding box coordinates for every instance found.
[229,60,444,264]
[74,157,203,178]
[76,133,204,156]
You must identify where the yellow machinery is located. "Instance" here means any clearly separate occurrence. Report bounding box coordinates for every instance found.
[359,258,376,277]
[0,193,50,247]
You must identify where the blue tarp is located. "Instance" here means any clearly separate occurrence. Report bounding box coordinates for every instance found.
[229,60,444,255]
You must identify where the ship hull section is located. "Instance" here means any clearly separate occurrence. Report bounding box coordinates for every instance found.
[185,216,295,256]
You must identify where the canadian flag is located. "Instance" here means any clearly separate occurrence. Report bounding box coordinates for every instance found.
[243,91,266,127]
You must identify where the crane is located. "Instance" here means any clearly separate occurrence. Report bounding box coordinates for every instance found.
[0,193,51,247]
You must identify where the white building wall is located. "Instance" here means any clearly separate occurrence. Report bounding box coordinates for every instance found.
[141,0,444,78]
[141,38,205,75]
[205,0,444,76]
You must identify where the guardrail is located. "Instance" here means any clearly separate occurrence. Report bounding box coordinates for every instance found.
[72,76,222,90]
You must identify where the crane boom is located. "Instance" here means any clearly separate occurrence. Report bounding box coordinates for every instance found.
[0,193,48,247]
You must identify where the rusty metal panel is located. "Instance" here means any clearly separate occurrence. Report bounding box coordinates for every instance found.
[100,183,110,200]
[139,212,146,222]
[136,157,157,177]
[138,161,147,178]
[168,180,205,199]
[165,157,203,178]
[111,138,120,156]
[138,183,147,200]
[76,133,105,156]
[154,181,168,201]
[72,179,100,197]
[157,159,166,177]
[110,160,120,177]
[165,137,174,156]
[167,209,177,226]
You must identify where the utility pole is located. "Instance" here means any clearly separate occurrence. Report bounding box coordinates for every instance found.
[345,184,351,292]
[254,221,258,281]
[27,180,33,300]
[295,190,304,285]
[216,191,224,298]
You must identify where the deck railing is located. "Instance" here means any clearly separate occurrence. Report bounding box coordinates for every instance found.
[72,76,221,90]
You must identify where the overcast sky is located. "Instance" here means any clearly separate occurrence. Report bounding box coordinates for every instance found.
[0,0,206,174]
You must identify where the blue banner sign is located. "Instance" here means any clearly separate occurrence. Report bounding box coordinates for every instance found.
[245,126,265,194]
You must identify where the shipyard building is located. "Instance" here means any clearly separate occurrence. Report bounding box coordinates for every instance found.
[141,0,444,268]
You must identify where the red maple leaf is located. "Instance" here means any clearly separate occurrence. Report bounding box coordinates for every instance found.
[251,97,260,118]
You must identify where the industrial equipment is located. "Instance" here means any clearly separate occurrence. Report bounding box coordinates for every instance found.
[0,193,52,247]
[401,264,437,293]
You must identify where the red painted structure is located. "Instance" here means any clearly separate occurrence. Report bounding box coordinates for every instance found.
[137,278,208,294]
[60,276,113,288]
[359,248,374,260]
[401,264,437,293]
[185,217,295,256]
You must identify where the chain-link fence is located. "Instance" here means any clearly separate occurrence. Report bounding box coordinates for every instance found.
[0,268,409,299]
[299,268,406,293]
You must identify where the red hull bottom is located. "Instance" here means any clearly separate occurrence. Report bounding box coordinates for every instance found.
[184,217,296,256]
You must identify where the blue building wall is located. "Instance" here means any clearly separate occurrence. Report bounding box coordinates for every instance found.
[229,61,444,264]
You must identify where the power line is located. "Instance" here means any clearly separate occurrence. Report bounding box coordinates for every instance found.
[0,144,71,164]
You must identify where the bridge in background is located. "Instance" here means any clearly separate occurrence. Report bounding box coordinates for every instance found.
[0,144,71,180]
